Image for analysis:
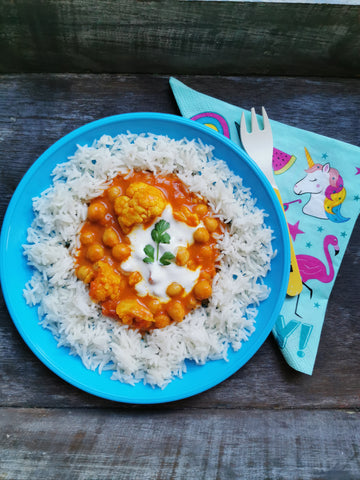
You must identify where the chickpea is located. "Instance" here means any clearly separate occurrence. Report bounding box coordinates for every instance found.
[186,295,198,310]
[128,271,142,286]
[107,186,122,203]
[112,243,131,262]
[194,204,208,216]
[193,227,210,244]
[87,202,107,222]
[148,298,162,314]
[86,243,104,262]
[200,270,212,281]
[194,279,212,301]
[187,260,197,271]
[167,301,185,323]
[176,246,190,266]
[154,313,171,329]
[204,217,218,233]
[76,265,94,283]
[102,227,119,247]
[166,282,183,297]
[80,230,95,245]
[200,245,213,258]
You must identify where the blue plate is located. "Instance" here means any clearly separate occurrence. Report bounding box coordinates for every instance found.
[0,112,290,404]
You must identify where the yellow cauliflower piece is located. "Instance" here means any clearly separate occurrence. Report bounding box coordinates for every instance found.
[114,182,166,232]
[116,299,154,325]
[173,205,199,227]
[89,261,122,303]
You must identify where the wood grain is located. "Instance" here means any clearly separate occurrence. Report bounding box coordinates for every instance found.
[0,74,359,478]
[1,408,359,480]
[0,1,359,76]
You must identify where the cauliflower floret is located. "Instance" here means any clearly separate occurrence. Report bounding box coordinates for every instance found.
[114,182,166,232]
[116,299,154,325]
[89,261,122,303]
[173,205,199,227]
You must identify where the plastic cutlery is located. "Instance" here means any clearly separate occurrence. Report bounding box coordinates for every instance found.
[240,107,303,296]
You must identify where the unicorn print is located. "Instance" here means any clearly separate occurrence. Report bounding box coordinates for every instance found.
[294,148,349,223]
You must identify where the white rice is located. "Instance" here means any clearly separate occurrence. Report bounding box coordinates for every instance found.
[23,133,274,388]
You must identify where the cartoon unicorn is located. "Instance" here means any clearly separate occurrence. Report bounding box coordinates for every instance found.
[294,148,349,223]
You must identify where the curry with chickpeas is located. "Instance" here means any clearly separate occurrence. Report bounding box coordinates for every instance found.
[74,171,224,332]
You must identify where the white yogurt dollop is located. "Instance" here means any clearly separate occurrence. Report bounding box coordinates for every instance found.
[121,205,200,301]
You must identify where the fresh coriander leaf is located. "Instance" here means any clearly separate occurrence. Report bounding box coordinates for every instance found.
[159,232,170,244]
[144,244,154,259]
[160,258,171,266]
[151,229,160,243]
[159,251,175,265]
[143,244,154,263]
[161,251,175,261]
[155,220,169,235]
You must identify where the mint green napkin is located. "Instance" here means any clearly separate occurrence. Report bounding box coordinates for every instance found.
[170,77,360,375]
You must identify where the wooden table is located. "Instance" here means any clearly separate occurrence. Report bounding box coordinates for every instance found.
[1,74,359,479]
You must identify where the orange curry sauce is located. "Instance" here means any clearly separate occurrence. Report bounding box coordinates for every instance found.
[74,171,224,332]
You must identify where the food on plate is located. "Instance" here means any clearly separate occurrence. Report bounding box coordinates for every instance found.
[74,171,222,332]
[23,133,274,388]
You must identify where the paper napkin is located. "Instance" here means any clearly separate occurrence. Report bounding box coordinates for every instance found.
[170,77,360,374]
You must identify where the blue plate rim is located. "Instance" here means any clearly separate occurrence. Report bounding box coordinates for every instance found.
[0,112,290,404]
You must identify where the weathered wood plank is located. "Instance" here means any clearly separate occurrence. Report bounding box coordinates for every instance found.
[0,408,359,479]
[0,1,359,76]
[0,74,359,409]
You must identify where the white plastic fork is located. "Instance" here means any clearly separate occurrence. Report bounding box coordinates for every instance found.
[240,107,302,297]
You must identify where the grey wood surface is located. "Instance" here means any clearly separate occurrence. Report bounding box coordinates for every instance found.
[1,408,359,480]
[0,1,359,76]
[0,74,359,479]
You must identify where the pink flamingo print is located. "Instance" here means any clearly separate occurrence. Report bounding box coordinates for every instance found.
[295,235,340,317]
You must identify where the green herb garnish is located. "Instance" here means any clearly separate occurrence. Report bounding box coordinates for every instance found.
[143,244,155,263]
[159,251,175,266]
[143,220,175,266]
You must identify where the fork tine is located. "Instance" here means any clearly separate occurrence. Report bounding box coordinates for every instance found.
[240,112,248,138]
[261,106,271,132]
[250,107,260,132]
